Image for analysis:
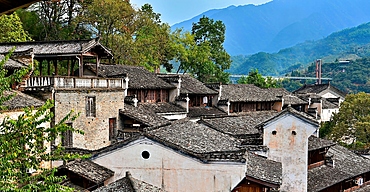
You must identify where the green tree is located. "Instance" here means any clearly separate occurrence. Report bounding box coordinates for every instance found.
[326,92,370,150]
[79,1,173,71]
[190,16,231,83]
[238,69,281,88]
[0,13,32,42]
[20,0,90,41]
[0,53,83,191]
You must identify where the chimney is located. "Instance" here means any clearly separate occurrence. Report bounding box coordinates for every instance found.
[133,94,138,107]
[315,59,322,84]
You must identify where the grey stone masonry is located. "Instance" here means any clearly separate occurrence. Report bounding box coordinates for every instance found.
[54,89,125,150]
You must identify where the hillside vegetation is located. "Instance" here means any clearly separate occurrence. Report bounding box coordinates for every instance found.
[229,22,370,76]
[284,58,370,94]
[172,0,370,55]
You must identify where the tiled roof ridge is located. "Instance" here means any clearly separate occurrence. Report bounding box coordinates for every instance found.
[144,133,245,163]
[258,106,319,128]
[61,159,114,184]
[0,38,93,46]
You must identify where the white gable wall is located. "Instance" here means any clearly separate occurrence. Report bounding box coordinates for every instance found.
[92,138,245,192]
[321,108,339,122]
[263,114,317,192]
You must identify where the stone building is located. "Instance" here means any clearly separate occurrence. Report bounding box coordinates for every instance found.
[0,39,128,151]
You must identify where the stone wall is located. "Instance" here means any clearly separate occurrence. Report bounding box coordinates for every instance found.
[54,89,125,150]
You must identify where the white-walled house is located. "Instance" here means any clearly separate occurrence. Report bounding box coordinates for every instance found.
[262,107,318,192]
[90,120,247,192]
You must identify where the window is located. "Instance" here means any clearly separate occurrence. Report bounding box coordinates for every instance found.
[62,123,73,147]
[141,151,150,159]
[86,96,96,117]
[109,118,117,141]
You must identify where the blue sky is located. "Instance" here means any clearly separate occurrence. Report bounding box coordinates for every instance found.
[130,0,272,25]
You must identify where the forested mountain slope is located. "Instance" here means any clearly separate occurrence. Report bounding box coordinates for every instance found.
[229,22,370,75]
[172,0,370,56]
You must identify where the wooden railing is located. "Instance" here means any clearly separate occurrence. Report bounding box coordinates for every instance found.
[24,76,126,89]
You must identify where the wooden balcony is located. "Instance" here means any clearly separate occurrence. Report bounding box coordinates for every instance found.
[24,76,127,89]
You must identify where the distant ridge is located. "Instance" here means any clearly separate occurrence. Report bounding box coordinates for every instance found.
[229,22,370,75]
[172,0,370,56]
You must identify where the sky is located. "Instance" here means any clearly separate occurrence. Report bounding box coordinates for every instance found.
[130,0,272,25]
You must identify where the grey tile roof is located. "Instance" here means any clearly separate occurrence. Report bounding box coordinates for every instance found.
[2,91,44,110]
[308,136,335,151]
[157,74,218,95]
[120,103,172,128]
[353,184,370,192]
[1,55,27,69]
[0,38,113,58]
[308,145,370,191]
[293,83,346,98]
[146,120,242,154]
[95,64,175,89]
[93,172,165,192]
[260,106,319,128]
[322,97,339,109]
[283,95,308,106]
[200,111,278,137]
[245,152,282,185]
[187,106,227,118]
[220,84,282,102]
[266,88,308,106]
[60,180,88,191]
[60,159,114,184]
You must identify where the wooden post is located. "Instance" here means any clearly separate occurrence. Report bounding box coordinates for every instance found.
[71,60,76,76]
[38,59,43,76]
[79,55,84,77]
[67,59,71,76]
[47,60,51,75]
[96,56,100,77]
[53,60,58,76]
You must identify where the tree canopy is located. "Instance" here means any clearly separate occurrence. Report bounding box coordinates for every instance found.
[188,16,231,83]
[0,54,83,191]
[238,69,281,88]
[0,13,32,43]
[322,92,370,150]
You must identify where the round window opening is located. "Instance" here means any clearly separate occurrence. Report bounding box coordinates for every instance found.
[292,131,297,135]
[272,130,277,135]
[141,151,150,159]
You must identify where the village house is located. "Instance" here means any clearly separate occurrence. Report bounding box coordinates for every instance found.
[207,83,308,115]
[0,39,128,151]
[294,83,345,122]
[157,74,226,119]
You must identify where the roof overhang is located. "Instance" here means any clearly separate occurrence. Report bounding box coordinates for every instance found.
[0,0,39,15]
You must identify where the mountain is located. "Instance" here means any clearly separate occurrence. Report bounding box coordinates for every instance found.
[228,22,370,75]
[172,0,370,56]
